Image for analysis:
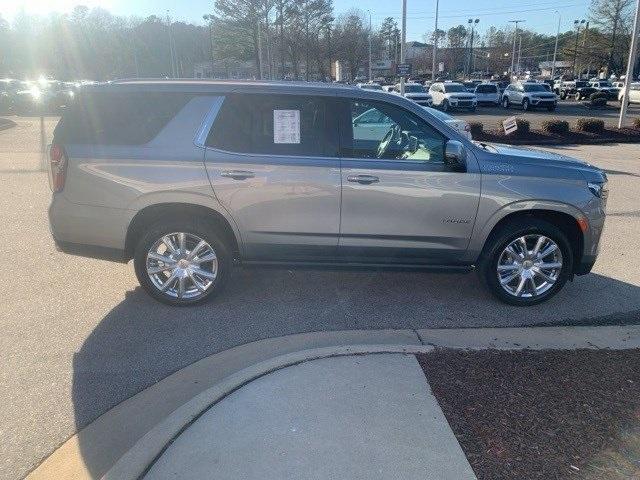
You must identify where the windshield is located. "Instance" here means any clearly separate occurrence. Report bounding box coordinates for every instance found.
[599,82,613,87]
[404,84,425,93]
[444,84,466,93]
[476,84,497,93]
[523,84,547,92]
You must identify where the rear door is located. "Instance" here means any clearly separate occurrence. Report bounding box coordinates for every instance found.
[203,93,341,262]
[337,98,481,264]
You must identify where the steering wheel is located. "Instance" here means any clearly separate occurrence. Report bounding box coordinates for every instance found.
[376,124,401,159]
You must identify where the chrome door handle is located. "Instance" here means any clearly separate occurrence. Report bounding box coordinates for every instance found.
[220,170,255,180]
[347,174,379,185]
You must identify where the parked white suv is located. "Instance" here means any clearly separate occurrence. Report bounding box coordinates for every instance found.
[391,83,433,107]
[618,82,640,105]
[429,82,477,112]
[501,82,557,111]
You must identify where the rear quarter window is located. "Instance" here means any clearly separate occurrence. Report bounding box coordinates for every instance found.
[54,91,193,145]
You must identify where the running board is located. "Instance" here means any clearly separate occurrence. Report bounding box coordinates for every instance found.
[240,260,475,273]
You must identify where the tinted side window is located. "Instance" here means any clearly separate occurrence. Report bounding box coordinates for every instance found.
[54,91,192,145]
[206,94,334,157]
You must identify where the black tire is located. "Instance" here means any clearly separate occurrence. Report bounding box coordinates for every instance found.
[522,98,530,111]
[133,218,231,306]
[478,218,573,306]
[469,105,477,112]
[502,96,510,109]
[560,91,567,100]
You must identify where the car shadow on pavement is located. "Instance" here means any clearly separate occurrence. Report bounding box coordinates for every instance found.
[71,268,640,478]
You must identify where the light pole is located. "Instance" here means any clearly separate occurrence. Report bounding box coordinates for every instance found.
[468,18,479,76]
[509,20,525,78]
[619,0,640,128]
[551,11,561,80]
[203,14,215,78]
[400,0,406,95]
[368,9,372,81]
[573,19,585,77]
[431,0,439,81]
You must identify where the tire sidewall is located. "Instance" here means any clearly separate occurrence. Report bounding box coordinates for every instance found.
[480,219,573,306]
[133,220,230,306]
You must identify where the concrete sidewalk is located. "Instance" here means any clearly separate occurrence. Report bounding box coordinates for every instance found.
[143,354,476,480]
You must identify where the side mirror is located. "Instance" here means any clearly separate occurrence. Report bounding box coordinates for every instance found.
[444,140,467,171]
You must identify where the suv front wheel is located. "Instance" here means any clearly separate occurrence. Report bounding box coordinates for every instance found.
[479,218,573,306]
[133,219,230,306]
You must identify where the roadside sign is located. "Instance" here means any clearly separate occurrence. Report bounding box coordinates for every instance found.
[502,116,518,135]
[396,63,412,76]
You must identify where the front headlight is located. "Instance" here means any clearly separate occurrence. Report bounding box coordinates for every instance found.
[588,181,608,199]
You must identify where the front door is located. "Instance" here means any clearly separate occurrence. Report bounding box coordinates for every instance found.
[338,99,481,264]
[204,93,341,261]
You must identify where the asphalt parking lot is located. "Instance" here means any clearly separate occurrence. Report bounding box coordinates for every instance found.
[456,99,640,128]
[1,115,640,479]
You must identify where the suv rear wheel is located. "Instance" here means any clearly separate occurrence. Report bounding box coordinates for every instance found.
[479,218,573,306]
[133,219,230,306]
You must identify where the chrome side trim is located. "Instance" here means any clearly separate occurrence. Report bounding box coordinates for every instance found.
[193,96,225,148]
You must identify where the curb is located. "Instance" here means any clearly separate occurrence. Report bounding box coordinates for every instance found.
[28,325,640,480]
[103,344,433,480]
[0,118,17,132]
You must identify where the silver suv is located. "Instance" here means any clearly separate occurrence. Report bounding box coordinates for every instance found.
[48,80,607,306]
[502,82,557,111]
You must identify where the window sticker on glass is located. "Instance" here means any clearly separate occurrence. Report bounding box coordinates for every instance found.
[273,109,301,144]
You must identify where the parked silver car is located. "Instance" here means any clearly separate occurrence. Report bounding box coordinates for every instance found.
[49,80,607,306]
[502,82,557,111]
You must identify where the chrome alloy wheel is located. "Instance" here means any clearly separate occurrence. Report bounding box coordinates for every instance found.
[146,232,218,299]
[496,234,563,298]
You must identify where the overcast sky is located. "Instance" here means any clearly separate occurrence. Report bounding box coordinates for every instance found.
[6,0,592,39]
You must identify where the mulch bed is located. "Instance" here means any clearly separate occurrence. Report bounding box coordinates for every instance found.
[417,349,640,480]
[474,128,640,145]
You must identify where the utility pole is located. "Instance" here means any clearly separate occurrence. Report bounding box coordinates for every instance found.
[431,0,439,81]
[509,20,525,79]
[368,10,373,81]
[203,15,215,78]
[400,0,406,95]
[167,11,176,78]
[551,12,561,80]
[619,0,640,128]
[517,35,522,76]
[573,19,585,77]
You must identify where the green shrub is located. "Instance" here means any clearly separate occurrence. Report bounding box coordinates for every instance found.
[469,122,483,136]
[576,117,605,133]
[541,119,569,134]
[589,91,608,107]
[633,118,640,130]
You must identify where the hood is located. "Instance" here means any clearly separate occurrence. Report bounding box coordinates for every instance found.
[483,143,605,182]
